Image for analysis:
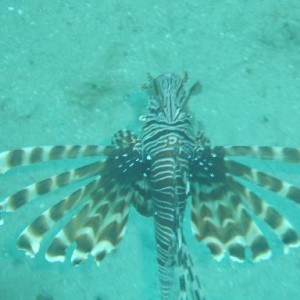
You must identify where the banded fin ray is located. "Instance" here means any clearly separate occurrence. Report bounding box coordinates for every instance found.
[0,145,109,174]
[226,175,300,254]
[70,182,132,265]
[216,146,300,163]
[0,161,103,213]
[17,176,101,257]
[45,130,145,265]
[191,175,271,262]
[224,159,300,204]
[1,130,149,266]
[190,142,300,262]
[45,179,133,265]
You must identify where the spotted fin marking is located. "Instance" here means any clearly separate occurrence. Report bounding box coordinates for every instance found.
[111,130,152,216]
[190,142,300,262]
[0,130,149,265]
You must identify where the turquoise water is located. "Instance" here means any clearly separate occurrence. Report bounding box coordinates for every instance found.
[0,1,300,299]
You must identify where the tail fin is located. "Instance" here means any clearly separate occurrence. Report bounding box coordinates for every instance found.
[176,231,205,300]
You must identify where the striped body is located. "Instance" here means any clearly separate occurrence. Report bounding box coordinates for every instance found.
[141,73,201,299]
[1,73,300,300]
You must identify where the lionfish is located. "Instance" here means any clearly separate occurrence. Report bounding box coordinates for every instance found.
[0,72,300,300]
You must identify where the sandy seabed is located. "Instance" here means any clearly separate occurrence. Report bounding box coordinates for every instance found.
[0,1,300,299]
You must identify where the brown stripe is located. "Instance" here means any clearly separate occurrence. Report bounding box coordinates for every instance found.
[84,215,102,235]
[199,184,228,201]
[49,201,66,221]
[228,244,245,261]
[29,147,43,163]
[226,160,251,177]
[94,250,106,263]
[76,234,93,253]
[249,193,263,215]
[49,146,66,160]
[282,228,299,246]
[7,149,25,167]
[67,145,81,158]
[206,242,223,257]
[36,178,53,195]
[29,215,49,236]
[257,172,282,192]
[282,148,300,163]
[258,147,274,159]
[286,186,300,204]
[17,234,33,254]
[264,207,282,229]
[83,146,99,156]
[55,172,71,187]
[75,162,102,177]
[47,237,67,258]
[250,236,269,260]
[217,204,232,225]
[9,189,29,210]
[95,202,110,217]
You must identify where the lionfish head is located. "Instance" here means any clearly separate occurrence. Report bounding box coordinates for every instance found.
[143,72,201,123]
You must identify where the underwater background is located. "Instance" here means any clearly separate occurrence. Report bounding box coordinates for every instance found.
[0,0,300,299]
